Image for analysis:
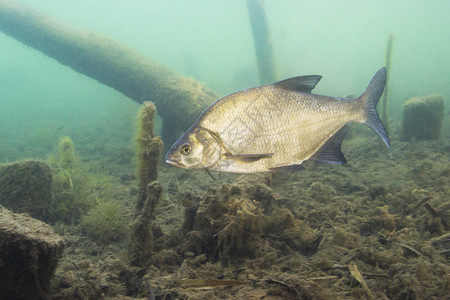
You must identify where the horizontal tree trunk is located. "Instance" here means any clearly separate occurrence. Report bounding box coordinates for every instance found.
[0,0,218,144]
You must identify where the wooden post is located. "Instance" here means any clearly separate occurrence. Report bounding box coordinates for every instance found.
[247,0,278,85]
[136,102,163,211]
[129,103,163,266]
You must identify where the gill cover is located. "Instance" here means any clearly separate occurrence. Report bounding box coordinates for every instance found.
[165,127,222,169]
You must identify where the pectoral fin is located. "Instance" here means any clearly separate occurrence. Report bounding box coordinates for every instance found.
[225,153,274,163]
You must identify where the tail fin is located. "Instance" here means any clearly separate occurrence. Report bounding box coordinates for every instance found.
[358,68,391,149]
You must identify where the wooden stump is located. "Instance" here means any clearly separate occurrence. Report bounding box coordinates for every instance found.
[402,95,444,140]
[0,205,65,300]
[0,160,52,222]
[128,181,163,266]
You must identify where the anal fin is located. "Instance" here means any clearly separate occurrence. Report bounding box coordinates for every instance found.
[309,125,349,164]
[269,164,305,172]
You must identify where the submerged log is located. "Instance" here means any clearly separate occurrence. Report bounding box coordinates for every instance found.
[0,0,218,144]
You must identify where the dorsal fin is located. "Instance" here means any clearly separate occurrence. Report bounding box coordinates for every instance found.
[272,75,322,93]
[309,125,349,164]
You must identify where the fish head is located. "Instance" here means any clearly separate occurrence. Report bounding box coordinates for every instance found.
[165,127,222,169]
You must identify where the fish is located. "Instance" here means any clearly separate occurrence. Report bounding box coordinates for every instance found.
[165,68,390,173]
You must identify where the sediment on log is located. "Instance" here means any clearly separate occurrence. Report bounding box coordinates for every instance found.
[0,160,52,222]
[401,95,444,141]
[136,103,163,206]
[0,205,65,300]
[0,0,218,144]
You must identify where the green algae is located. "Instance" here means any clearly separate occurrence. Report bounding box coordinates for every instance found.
[81,200,128,243]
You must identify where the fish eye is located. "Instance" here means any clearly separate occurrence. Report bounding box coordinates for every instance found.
[180,144,192,156]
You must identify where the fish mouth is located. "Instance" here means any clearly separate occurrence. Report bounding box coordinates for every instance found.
[165,148,185,168]
[166,159,183,167]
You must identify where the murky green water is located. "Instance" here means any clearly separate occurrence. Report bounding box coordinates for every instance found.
[0,0,448,163]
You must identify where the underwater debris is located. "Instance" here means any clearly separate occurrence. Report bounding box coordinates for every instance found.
[402,95,445,140]
[177,278,247,288]
[46,136,450,299]
[136,102,163,208]
[348,261,374,300]
[0,160,52,222]
[174,175,323,268]
[46,133,450,299]
[129,181,163,266]
[0,205,64,299]
[360,205,396,236]
[429,232,450,259]
[258,274,328,300]
[129,103,164,266]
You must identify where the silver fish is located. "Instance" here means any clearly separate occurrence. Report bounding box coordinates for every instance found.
[166,68,390,173]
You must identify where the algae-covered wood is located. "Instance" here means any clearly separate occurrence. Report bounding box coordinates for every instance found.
[0,205,65,299]
[0,0,218,144]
